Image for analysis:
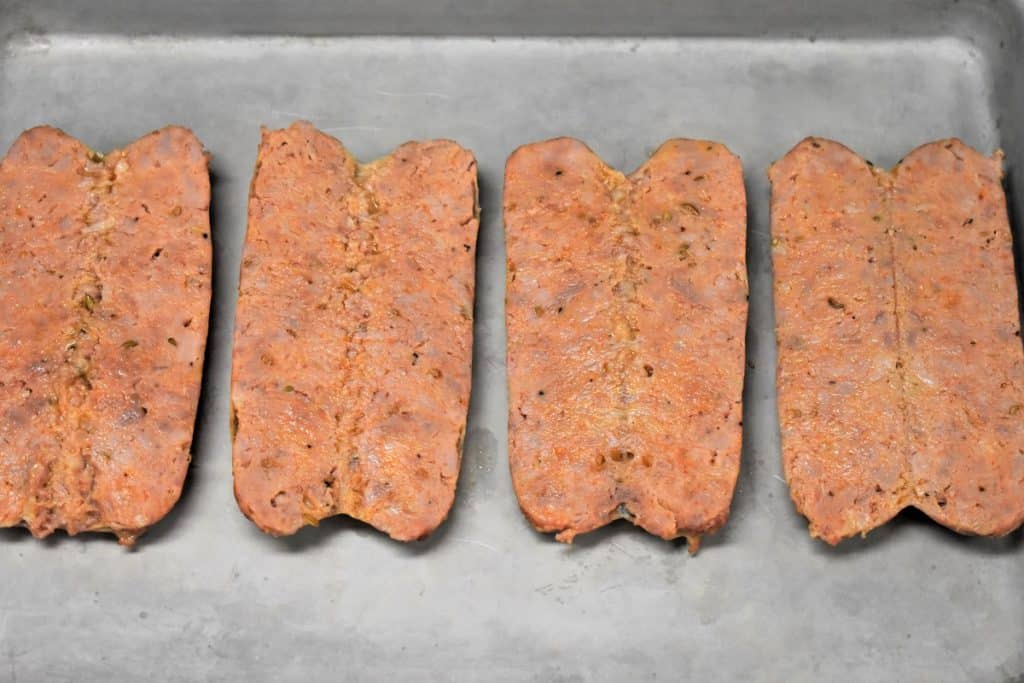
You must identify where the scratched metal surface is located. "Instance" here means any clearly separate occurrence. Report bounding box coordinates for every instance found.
[0,1,1022,681]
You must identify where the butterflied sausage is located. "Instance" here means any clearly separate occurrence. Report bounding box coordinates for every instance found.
[232,122,478,541]
[771,137,1024,544]
[505,138,747,551]
[0,126,211,545]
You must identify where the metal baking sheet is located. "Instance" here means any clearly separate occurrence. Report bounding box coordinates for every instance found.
[1,1,1021,681]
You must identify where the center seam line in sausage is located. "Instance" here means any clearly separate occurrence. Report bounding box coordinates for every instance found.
[29,148,119,536]
[330,163,379,521]
[609,172,641,523]
[878,168,913,507]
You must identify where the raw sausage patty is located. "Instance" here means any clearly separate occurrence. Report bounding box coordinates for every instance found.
[0,126,212,545]
[232,122,478,541]
[505,138,747,551]
[771,137,1024,544]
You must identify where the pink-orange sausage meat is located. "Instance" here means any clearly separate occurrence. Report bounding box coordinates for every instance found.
[505,138,747,551]
[0,126,211,544]
[893,140,1024,535]
[232,122,478,540]
[771,137,1024,543]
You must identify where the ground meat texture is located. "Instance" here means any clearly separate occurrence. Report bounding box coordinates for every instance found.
[770,139,905,544]
[232,122,478,541]
[893,140,1024,535]
[504,138,747,551]
[0,126,211,545]
[770,137,1024,544]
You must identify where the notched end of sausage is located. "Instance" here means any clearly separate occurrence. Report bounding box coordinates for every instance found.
[615,502,636,522]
